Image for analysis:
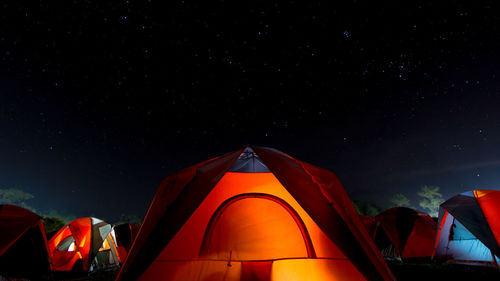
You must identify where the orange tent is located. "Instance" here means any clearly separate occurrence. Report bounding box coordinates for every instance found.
[113,223,140,263]
[48,217,120,272]
[0,204,52,280]
[116,146,395,281]
[375,207,436,260]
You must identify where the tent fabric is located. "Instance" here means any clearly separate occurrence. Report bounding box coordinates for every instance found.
[473,190,500,256]
[114,223,140,263]
[253,146,392,280]
[360,216,378,238]
[228,147,270,173]
[375,207,436,259]
[0,204,52,280]
[48,217,120,272]
[439,191,500,256]
[434,190,500,266]
[116,146,395,281]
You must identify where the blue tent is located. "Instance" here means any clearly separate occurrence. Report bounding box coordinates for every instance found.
[434,190,500,268]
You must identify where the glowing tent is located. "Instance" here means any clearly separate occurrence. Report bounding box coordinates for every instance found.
[116,146,395,281]
[48,217,120,272]
[0,204,52,280]
[434,190,500,267]
[375,207,436,260]
[113,223,140,263]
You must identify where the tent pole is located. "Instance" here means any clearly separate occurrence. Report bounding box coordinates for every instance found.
[491,250,499,269]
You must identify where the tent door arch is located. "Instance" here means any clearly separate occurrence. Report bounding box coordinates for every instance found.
[199,193,316,261]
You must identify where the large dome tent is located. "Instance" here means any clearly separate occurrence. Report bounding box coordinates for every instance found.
[116,146,395,281]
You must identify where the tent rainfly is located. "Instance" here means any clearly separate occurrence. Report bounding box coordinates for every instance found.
[113,223,140,263]
[374,207,437,260]
[434,190,500,267]
[360,215,379,239]
[116,146,395,281]
[0,204,52,280]
[48,217,120,273]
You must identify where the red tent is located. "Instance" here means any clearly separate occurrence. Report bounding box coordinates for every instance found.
[48,217,120,272]
[113,223,140,263]
[375,207,436,260]
[0,204,52,280]
[116,146,395,281]
[360,215,378,238]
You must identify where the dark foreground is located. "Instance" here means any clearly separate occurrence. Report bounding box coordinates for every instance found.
[53,262,500,281]
[388,261,500,281]
[54,270,118,281]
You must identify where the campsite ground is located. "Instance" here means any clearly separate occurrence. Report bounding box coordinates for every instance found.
[54,270,118,281]
[388,261,500,281]
[54,262,500,281]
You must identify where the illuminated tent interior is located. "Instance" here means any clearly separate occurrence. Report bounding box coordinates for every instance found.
[48,217,120,272]
[116,146,395,281]
[374,207,436,260]
[434,190,500,267]
[0,204,52,280]
[113,223,140,263]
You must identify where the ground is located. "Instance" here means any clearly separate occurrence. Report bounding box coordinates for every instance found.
[388,261,500,281]
[54,270,118,281]
[52,262,500,281]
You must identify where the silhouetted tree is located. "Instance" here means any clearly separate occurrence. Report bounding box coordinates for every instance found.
[43,217,66,233]
[41,209,76,224]
[114,214,143,226]
[352,200,382,216]
[418,185,443,217]
[390,193,411,207]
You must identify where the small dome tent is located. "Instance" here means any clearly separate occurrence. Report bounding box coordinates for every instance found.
[116,146,395,281]
[48,217,120,273]
[0,204,52,280]
[375,207,436,260]
[434,190,500,267]
[113,223,140,263]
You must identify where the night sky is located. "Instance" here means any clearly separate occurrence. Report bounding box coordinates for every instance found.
[1,1,500,221]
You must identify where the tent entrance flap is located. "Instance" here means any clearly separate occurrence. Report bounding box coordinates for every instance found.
[200,193,315,260]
